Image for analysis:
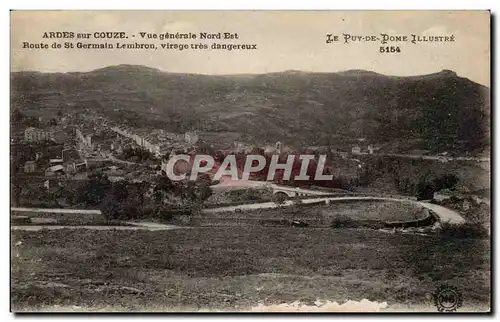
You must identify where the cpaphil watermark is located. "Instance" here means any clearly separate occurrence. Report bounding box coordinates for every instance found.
[164,154,334,182]
[432,284,463,312]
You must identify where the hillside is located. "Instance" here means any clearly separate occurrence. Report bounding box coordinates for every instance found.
[11,65,490,153]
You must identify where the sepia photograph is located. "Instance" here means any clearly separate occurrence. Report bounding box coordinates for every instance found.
[9,10,491,313]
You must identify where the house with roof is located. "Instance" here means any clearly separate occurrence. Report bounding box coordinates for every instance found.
[185,131,199,144]
[24,127,53,142]
[45,165,65,177]
[24,161,36,173]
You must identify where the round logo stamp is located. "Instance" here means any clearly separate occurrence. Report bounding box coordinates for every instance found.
[432,284,463,312]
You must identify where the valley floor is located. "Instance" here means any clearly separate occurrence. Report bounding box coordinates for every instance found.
[11,227,490,312]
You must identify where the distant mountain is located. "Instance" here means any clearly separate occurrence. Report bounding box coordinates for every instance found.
[335,69,384,77]
[11,65,490,153]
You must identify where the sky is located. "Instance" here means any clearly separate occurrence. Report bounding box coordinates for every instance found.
[10,10,490,86]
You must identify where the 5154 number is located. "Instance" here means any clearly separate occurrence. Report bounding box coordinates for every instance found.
[380,46,401,53]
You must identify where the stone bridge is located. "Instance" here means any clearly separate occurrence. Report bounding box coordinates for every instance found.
[269,184,332,198]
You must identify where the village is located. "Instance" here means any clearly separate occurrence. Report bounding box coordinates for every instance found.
[10,111,490,313]
[11,110,375,191]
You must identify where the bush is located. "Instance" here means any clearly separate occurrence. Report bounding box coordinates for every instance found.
[330,215,358,228]
[439,222,489,239]
[101,203,140,221]
[272,192,288,207]
[235,188,270,202]
[292,196,303,206]
[259,219,290,226]
[155,207,174,221]
[155,208,192,222]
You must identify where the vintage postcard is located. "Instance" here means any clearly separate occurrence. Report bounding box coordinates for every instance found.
[10,10,491,312]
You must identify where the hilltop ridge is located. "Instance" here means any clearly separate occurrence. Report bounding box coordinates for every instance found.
[11,65,490,154]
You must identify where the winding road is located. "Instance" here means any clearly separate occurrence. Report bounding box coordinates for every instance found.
[11,195,466,232]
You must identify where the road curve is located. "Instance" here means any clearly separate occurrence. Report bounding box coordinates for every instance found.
[416,202,466,224]
[203,196,466,225]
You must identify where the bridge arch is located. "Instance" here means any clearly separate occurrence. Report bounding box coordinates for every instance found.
[273,190,295,198]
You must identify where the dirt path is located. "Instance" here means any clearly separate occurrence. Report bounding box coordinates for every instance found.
[11,223,183,231]
[11,207,101,214]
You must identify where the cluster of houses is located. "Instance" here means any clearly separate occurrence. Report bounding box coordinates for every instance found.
[351,144,379,155]
[22,144,86,177]
[109,126,199,158]
[24,126,70,144]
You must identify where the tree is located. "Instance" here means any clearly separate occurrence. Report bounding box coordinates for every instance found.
[292,195,303,207]
[11,108,23,123]
[179,181,213,215]
[11,181,22,206]
[416,182,435,201]
[76,173,111,206]
[153,176,174,204]
[433,174,459,191]
[100,181,149,220]
[272,192,288,207]
[101,192,123,220]
[196,181,213,202]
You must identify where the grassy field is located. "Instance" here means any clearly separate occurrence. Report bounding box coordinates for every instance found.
[197,201,429,228]
[11,227,490,312]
